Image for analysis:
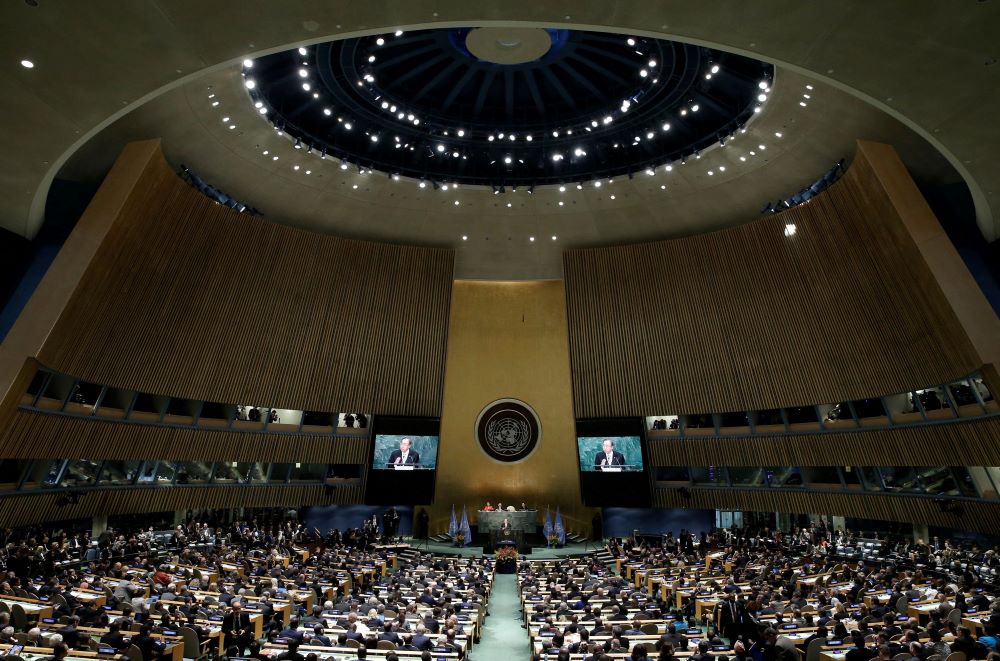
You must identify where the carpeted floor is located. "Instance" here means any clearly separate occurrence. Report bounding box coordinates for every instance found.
[475,573,528,661]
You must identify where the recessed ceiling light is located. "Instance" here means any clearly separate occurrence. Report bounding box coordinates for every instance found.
[211,101,219,107]
[504,156,512,164]
[775,132,783,138]
[352,184,359,189]
[298,47,307,56]
[441,185,449,191]
[20,58,34,68]
[610,194,616,199]
[242,59,253,68]
[228,125,236,129]
[299,68,308,78]
[462,235,467,241]
[305,170,311,175]
[395,30,404,36]
[529,236,535,242]
[758,81,768,89]
[244,79,256,90]
[376,37,385,46]
[272,156,279,161]
[711,65,720,74]
[627,38,636,46]
[551,236,557,241]
[454,200,460,206]
[293,165,300,171]
[507,202,512,207]
[558,201,564,206]
[660,184,666,189]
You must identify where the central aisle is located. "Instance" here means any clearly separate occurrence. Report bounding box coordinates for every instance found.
[478,573,528,661]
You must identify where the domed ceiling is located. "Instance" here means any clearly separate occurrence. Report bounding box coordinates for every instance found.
[246,28,773,187]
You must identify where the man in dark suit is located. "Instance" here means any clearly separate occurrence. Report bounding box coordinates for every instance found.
[132,624,166,661]
[222,602,253,653]
[387,437,420,466]
[99,622,128,651]
[593,438,626,469]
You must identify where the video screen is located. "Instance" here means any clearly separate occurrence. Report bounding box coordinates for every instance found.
[576,418,650,507]
[365,417,440,505]
[372,434,439,470]
[577,436,644,472]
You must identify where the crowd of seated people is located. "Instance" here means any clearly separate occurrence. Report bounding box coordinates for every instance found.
[0,512,492,661]
[521,525,1000,661]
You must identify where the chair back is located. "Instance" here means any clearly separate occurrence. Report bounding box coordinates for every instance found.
[178,626,202,659]
[10,603,28,630]
[805,638,826,661]
[376,640,396,650]
[125,645,144,661]
[345,639,361,649]
[50,593,68,608]
[946,608,962,626]
[945,653,966,661]
[895,596,909,613]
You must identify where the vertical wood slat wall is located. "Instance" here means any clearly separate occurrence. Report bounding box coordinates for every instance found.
[36,147,454,417]
[0,410,372,463]
[646,416,1000,466]
[0,484,356,528]
[652,488,1000,537]
[563,147,982,418]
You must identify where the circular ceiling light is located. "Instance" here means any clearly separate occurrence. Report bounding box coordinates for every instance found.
[248,28,772,189]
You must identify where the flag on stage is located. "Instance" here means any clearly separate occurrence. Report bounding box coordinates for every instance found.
[448,505,458,538]
[543,507,553,544]
[554,506,566,546]
[459,506,472,547]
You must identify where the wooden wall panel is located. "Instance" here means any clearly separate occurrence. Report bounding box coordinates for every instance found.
[564,144,982,417]
[0,410,371,463]
[36,143,453,417]
[0,484,359,528]
[653,487,1000,537]
[647,416,1000,467]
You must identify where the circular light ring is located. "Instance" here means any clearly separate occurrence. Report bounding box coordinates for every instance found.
[249,28,773,187]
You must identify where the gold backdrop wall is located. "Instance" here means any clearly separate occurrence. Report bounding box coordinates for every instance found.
[429,280,593,536]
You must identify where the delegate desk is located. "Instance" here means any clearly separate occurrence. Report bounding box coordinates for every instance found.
[477,510,537,534]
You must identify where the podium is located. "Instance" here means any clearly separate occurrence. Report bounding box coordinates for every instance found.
[594,464,641,472]
[477,510,536,534]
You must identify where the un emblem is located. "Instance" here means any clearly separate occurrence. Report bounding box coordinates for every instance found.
[475,399,540,463]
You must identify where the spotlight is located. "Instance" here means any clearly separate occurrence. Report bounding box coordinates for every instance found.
[294,138,301,149]
[242,59,253,68]
[376,37,385,46]
[504,156,512,164]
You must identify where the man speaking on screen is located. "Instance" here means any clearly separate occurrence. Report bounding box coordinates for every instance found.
[388,437,421,466]
[594,438,626,469]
